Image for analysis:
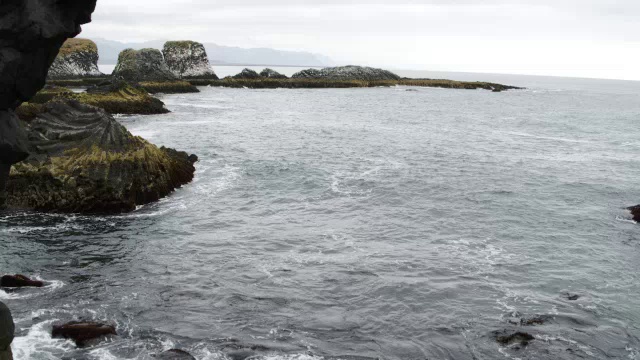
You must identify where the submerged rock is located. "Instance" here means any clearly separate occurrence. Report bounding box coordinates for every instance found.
[155,349,196,360]
[47,38,103,80]
[494,330,535,347]
[51,321,116,347]
[113,48,177,82]
[7,100,197,213]
[163,41,218,80]
[0,275,44,288]
[260,68,288,79]
[232,68,262,79]
[292,66,401,81]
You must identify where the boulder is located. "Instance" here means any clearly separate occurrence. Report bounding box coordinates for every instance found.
[113,48,177,82]
[0,0,97,209]
[7,100,197,213]
[628,205,640,222]
[156,349,196,360]
[260,68,288,79]
[292,66,401,81]
[163,41,218,80]
[0,302,14,352]
[0,275,44,288]
[47,38,103,80]
[232,68,262,80]
[51,321,116,347]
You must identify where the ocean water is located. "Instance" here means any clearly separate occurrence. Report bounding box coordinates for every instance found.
[3,73,640,359]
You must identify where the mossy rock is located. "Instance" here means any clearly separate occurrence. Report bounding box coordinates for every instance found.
[48,38,103,80]
[113,48,177,82]
[29,86,74,104]
[139,81,200,94]
[8,100,196,213]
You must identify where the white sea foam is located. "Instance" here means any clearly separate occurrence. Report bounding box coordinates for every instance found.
[12,320,75,360]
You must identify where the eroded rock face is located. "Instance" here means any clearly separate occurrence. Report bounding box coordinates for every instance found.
[292,66,401,81]
[163,41,218,79]
[8,100,196,213]
[48,38,103,79]
[260,68,288,79]
[0,0,97,209]
[113,48,177,82]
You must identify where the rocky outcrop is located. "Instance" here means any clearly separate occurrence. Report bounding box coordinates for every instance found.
[113,48,177,82]
[0,0,97,210]
[0,302,13,356]
[260,68,288,79]
[52,321,117,347]
[232,68,262,79]
[47,38,103,80]
[163,41,218,79]
[7,100,197,213]
[1,275,44,288]
[292,65,401,81]
[628,205,640,222]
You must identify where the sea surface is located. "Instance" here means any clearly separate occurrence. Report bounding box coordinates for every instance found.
[2,71,640,360]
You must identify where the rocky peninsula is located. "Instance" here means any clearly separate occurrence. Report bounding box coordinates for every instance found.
[47,38,104,80]
[292,65,401,81]
[163,41,218,79]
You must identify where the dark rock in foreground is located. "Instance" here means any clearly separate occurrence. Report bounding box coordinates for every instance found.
[163,41,218,80]
[156,349,196,360]
[232,68,262,79]
[0,302,14,354]
[628,205,640,222]
[52,321,116,347]
[260,68,288,79]
[8,100,197,213]
[0,275,44,288]
[113,48,177,82]
[292,65,401,81]
[47,38,103,80]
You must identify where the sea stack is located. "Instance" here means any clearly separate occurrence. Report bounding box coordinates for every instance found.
[292,65,401,81]
[47,38,104,79]
[162,41,218,79]
[112,48,177,82]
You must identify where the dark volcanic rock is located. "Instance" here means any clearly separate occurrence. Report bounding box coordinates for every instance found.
[163,41,218,79]
[0,0,97,209]
[52,321,116,347]
[7,100,196,213]
[494,330,535,347]
[155,349,196,360]
[232,68,262,79]
[292,66,401,81]
[260,68,288,79]
[113,48,177,82]
[0,275,44,288]
[48,38,103,80]
[628,205,640,221]
[0,301,14,352]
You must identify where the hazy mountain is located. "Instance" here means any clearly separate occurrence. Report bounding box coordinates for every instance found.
[93,38,333,67]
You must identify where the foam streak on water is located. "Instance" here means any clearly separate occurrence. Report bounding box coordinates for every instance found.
[3,73,640,359]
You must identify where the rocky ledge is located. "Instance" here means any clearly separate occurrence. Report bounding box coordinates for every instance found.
[8,100,196,213]
[20,79,169,117]
[163,41,218,80]
[47,38,104,80]
[292,65,401,81]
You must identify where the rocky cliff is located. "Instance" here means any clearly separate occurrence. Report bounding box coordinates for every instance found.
[113,48,177,82]
[47,38,104,79]
[0,0,97,209]
[292,66,401,81]
[162,41,218,79]
[8,100,196,213]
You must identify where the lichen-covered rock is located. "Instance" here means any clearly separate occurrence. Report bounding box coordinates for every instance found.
[7,100,196,213]
[292,66,401,81]
[162,41,218,80]
[47,38,103,80]
[113,48,177,82]
[260,68,288,79]
[232,68,262,79]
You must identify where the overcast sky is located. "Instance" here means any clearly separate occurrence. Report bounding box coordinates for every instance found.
[81,0,640,80]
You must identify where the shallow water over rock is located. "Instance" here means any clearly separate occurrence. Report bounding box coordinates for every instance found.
[2,74,640,359]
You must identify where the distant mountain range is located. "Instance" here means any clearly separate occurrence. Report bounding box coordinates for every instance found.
[93,38,334,67]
